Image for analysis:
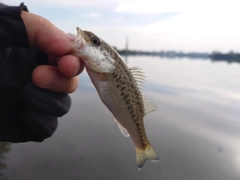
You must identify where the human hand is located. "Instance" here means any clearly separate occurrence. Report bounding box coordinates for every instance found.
[0,6,83,142]
[18,10,84,142]
[21,11,84,93]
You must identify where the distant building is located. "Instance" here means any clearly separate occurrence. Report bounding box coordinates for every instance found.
[124,37,128,64]
[125,37,128,52]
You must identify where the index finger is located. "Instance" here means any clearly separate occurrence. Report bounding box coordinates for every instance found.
[21,11,75,56]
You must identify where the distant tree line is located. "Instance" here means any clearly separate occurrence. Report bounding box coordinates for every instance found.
[113,47,240,63]
[115,49,209,59]
[209,51,240,63]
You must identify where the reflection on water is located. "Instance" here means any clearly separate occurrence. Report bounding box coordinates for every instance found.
[1,57,240,180]
[0,142,10,180]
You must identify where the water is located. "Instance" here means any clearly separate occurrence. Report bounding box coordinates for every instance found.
[1,56,240,180]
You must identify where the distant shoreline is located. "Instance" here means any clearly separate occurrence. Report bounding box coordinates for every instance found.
[115,48,240,63]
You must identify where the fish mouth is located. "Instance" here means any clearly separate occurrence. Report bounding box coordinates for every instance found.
[72,27,87,56]
[76,27,84,38]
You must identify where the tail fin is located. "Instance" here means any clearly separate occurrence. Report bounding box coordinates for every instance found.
[136,146,159,170]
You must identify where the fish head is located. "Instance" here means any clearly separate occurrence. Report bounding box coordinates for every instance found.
[73,27,116,73]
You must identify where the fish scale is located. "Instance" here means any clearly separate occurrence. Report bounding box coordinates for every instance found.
[72,27,159,169]
[111,62,146,142]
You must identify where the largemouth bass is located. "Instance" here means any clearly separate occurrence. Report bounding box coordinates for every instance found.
[72,27,159,169]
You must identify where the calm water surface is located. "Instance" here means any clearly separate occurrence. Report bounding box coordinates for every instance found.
[1,57,240,180]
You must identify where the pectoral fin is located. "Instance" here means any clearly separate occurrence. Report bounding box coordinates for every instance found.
[114,117,129,137]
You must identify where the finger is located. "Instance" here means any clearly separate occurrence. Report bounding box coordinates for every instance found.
[32,66,79,93]
[21,11,75,56]
[58,55,84,77]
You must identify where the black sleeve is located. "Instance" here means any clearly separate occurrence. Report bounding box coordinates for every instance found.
[0,3,71,142]
[0,3,29,47]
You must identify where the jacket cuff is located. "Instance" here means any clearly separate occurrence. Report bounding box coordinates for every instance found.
[0,3,29,47]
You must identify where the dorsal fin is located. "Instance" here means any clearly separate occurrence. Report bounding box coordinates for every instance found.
[143,97,157,116]
[129,67,146,91]
[130,66,157,116]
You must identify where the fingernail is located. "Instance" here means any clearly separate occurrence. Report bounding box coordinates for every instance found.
[67,33,76,41]
[42,68,58,87]
[73,60,80,75]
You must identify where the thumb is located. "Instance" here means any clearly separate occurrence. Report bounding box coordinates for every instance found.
[21,11,75,56]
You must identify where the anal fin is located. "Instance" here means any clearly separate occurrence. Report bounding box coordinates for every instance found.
[114,117,129,137]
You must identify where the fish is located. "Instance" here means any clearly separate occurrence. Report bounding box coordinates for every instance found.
[72,27,159,169]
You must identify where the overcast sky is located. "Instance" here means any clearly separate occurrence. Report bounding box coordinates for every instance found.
[4,0,240,52]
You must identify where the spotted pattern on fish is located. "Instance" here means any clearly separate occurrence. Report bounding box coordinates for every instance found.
[72,27,159,168]
[103,50,150,150]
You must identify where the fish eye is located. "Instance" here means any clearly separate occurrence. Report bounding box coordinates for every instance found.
[91,37,100,46]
